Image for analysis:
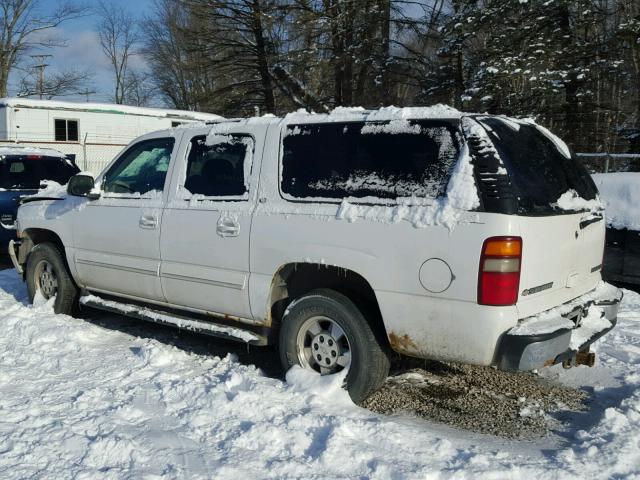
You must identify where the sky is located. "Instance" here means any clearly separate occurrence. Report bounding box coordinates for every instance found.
[7,0,156,104]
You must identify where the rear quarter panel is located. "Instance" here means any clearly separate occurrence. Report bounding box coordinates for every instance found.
[249,123,522,365]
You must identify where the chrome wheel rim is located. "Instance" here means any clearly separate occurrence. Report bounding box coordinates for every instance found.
[296,315,352,375]
[34,260,58,299]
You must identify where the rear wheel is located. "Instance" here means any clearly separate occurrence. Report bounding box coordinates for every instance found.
[279,288,390,402]
[26,242,78,315]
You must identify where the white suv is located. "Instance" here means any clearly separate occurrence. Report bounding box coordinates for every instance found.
[9,106,622,402]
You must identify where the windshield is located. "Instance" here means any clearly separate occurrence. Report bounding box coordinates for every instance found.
[0,155,79,190]
[479,118,598,214]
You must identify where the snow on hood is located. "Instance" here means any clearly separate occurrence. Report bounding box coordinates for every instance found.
[592,172,640,230]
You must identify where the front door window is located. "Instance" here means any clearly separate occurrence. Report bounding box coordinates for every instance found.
[103,138,175,195]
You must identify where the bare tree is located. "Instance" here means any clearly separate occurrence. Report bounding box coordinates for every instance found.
[143,0,208,110]
[96,1,139,104]
[123,70,156,106]
[0,0,86,97]
[17,67,93,99]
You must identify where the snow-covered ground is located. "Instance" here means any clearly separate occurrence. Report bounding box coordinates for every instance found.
[0,268,638,479]
[592,172,640,230]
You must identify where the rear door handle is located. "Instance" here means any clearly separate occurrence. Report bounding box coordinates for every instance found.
[217,218,240,237]
[580,214,603,230]
[139,215,158,229]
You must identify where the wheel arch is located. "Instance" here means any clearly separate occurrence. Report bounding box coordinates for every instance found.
[20,228,74,282]
[267,262,389,347]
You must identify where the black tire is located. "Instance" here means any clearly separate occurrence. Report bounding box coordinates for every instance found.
[26,242,78,315]
[279,288,390,403]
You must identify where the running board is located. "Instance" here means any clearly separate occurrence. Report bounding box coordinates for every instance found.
[79,294,267,346]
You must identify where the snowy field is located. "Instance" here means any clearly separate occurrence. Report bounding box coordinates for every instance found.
[0,268,638,479]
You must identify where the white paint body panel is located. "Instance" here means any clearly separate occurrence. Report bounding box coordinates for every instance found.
[158,124,268,318]
[15,115,607,368]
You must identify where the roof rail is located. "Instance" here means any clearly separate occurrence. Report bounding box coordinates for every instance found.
[204,118,242,125]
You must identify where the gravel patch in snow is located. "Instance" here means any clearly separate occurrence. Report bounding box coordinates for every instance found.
[363,361,588,439]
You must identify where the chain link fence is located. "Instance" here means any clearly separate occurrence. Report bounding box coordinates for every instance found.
[0,132,131,176]
[577,153,640,174]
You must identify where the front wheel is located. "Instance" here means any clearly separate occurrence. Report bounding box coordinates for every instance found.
[279,288,390,403]
[26,242,78,315]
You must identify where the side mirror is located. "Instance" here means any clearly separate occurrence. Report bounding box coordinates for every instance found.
[67,174,99,199]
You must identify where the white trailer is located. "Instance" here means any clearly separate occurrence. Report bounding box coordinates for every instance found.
[0,98,222,174]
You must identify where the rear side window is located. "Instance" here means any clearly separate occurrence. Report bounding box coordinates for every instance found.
[479,118,598,214]
[281,120,460,200]
[184,135,251,197]
[0,156,79,189]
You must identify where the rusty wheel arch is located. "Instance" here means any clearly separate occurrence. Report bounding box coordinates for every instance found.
[267,262,390,349]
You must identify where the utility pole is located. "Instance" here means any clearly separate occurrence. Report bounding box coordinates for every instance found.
[30,54,53,99]
[79,88,97,102]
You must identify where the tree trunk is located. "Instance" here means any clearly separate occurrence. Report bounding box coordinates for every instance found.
[251,0,275,113]
[379,0,391,105]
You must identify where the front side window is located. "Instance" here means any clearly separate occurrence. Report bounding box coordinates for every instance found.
[54,119,79,142]
[183,135,252,198]
[281,120,460,201]
[103,138,175,195]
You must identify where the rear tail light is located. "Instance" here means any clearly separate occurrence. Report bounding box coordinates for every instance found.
[478,236,522,306]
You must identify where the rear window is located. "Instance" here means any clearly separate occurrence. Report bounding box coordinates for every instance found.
[479,118,598,214]
[281,120,460,201]
[0,155,79,190]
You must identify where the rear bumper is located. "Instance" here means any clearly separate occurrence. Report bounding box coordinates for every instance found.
[494,283,623,371]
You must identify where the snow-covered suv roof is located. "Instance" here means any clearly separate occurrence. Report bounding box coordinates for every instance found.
[282,105,464,124]
[0,145,67,158]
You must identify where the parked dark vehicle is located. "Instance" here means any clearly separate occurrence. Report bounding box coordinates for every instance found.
[593,173,640,289]
[0,147,79,261]
[603,228,640,287]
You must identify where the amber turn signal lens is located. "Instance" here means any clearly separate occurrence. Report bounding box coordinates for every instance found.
[483,238,522,257]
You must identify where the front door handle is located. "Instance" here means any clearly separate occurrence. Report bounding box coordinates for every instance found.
[217,218,240,237]
[139,215,158,229]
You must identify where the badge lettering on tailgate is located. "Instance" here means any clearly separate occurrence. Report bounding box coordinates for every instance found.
[522,282,554,296]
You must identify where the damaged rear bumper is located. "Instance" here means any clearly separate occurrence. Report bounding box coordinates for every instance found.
[493,283,623,371]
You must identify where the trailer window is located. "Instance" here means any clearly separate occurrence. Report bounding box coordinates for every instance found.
[54,119,79,142]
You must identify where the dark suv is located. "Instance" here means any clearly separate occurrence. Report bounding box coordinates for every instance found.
[0,147,79,261]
